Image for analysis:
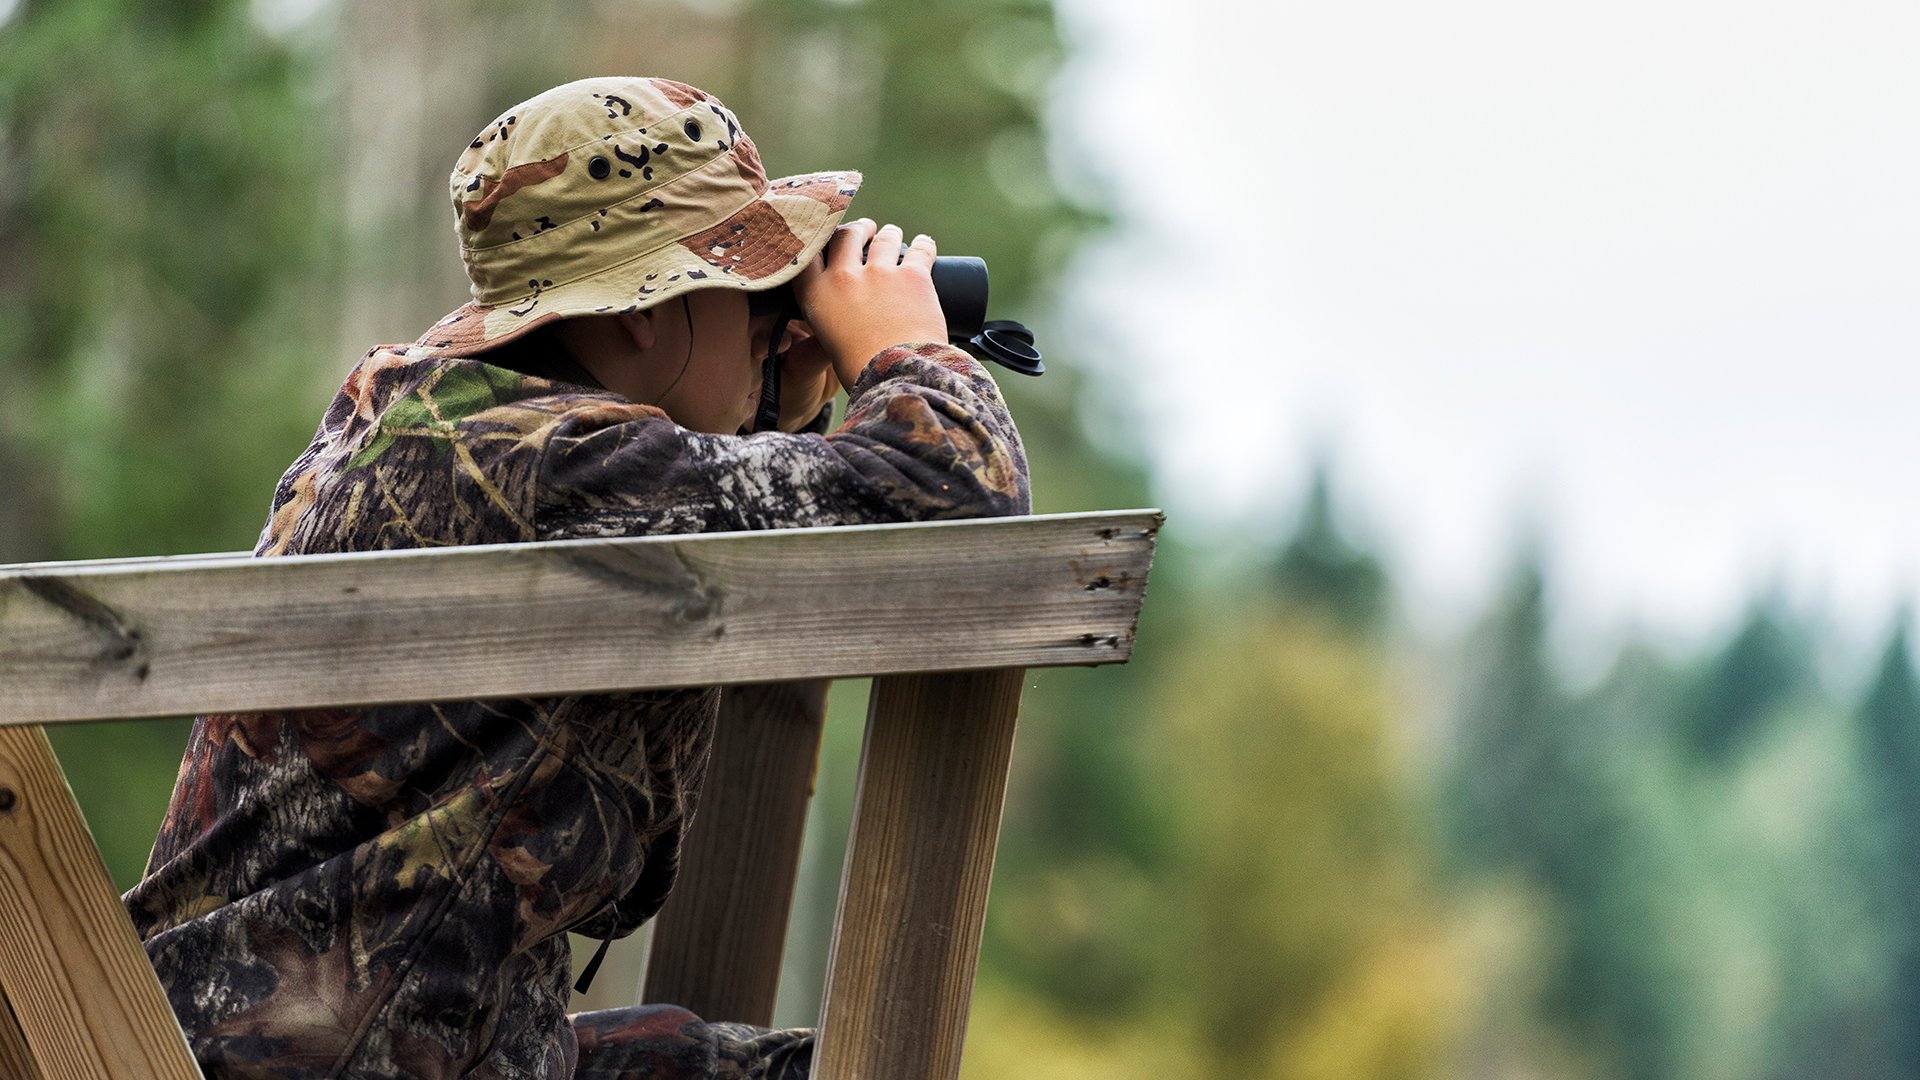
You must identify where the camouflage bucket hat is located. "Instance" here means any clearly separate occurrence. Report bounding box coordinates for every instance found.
[412,76,861,358]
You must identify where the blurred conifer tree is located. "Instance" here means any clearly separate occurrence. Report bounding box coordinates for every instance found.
[1856,617,1920,1075]
[1680,599,1814,763]
[1268,458,1389,636]
[964,473,1463,1079]
[1444,551,1685,1080]
[1446,552,1562,875]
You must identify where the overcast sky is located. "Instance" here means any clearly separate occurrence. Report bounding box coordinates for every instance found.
[1051,0,1919,653]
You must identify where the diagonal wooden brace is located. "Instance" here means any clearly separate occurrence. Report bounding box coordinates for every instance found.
[1,986,48,1080]
[0,724,201,1079]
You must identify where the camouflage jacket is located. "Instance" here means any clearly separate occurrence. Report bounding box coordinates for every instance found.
[124,333,1029,1079]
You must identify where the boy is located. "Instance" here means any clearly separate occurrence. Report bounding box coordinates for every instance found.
[123,75,1029,1079]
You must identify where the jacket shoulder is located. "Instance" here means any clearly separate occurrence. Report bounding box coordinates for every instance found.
[262,350,660,555]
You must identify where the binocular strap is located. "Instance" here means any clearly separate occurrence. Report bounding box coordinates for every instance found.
[752,309,792,435]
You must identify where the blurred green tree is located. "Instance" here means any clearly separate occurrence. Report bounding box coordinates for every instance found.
[1160,610,1459,1077]
[0,0,338,888]
[1268,457,1390,636]
[962,472,1465,1080]
[964,601,1464,1080]
[1858,618,1920,876]
[1680,597,1815,764]
[0,0,336,561]
[1853,616,1920,1076]
[1445,551,1562,876]
[1444,551,1685,1080]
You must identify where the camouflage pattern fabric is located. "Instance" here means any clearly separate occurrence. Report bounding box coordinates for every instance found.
[124,333,1029,1079]
[572,1007,810,1080]
[421,75,862,359]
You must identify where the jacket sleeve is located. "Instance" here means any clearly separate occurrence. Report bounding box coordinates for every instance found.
[533,342,1031,538]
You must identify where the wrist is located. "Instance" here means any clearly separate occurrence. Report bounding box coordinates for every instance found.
[831,348,874,393]
[832,339,925,391]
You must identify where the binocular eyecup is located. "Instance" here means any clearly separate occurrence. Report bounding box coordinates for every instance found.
[927,257,1045,377]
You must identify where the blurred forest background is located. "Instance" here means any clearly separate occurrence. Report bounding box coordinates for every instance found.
[2,1,1915,1078]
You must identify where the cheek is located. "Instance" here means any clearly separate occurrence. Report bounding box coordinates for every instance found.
[690,339,757,429]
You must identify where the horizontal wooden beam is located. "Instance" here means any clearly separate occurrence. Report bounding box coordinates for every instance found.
[0,511,1159,726]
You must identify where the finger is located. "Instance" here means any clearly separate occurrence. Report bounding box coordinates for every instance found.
[867,222,904,269]
[901,232,937,272]
[828,218,876,272]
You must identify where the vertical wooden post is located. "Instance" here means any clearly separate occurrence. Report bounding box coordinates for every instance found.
[0,723,202,1079]
[642,680,830,1025]
[813,668,1026,1080]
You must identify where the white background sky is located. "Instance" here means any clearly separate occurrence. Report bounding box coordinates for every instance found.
[1051,0,1919,653]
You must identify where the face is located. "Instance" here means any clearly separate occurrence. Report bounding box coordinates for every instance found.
[592,290,796,435]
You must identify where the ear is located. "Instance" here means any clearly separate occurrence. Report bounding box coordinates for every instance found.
[613,308,657,353]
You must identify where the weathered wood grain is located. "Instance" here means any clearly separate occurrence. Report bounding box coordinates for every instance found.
[0,987,47,1080]
[642,680,828,1025]
[0,511,1159,727]
[813,668,1026,1080]
[0,551,252,574]
[0,724,201,1079]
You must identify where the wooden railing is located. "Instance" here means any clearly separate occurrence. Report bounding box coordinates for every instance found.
[0,509,1160,1079]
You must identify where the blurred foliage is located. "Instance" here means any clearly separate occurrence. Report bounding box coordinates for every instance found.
[1267,460,1391,637]
[8,4,1920,1080]
[960,478,1463,1080]
[0,0,336,561]
[1444,556,1687,1079]
[1680,599,1817,765]
[0,0,339,891]
[1439,550,1904,1080]
[1847,620,1920,1076]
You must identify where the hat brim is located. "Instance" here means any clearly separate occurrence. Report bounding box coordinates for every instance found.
[411,170,861,358]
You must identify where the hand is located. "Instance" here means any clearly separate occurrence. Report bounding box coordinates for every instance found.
[793,219,946,391]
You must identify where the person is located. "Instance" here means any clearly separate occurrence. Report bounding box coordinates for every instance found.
[122,75,1030,1079]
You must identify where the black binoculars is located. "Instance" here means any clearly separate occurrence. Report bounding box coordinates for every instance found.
[749,255,1044,377]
